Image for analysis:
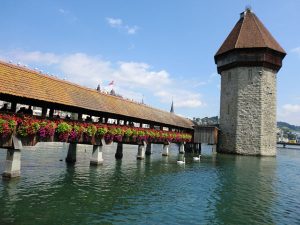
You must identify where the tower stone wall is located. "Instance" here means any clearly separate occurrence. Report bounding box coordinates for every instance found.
[219,67,277,155]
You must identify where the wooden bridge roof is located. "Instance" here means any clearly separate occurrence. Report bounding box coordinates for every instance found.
[0,61,193,129]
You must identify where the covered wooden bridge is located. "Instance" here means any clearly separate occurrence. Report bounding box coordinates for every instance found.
[0,60,194,178]
[0,61,193,130]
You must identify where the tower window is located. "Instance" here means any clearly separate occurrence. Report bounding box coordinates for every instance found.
[248,69,252,81]
[227,104,230,115]
[228,72,231,82]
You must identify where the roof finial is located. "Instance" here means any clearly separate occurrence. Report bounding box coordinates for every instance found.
[245,5,252,12]
[241,5,252,18]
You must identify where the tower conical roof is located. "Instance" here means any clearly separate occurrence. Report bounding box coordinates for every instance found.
[215,9,286,56]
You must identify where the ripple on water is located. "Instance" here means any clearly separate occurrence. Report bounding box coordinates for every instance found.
[0,145,300,224]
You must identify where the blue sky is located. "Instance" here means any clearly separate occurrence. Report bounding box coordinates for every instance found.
[0,0,300,124]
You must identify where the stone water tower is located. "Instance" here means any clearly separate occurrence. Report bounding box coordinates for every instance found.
[214,8,286,156]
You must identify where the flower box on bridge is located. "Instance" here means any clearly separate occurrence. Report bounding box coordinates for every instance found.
[0,113,193,148]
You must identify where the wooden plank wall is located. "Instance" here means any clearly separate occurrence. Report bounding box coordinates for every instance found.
[194,126,218,144]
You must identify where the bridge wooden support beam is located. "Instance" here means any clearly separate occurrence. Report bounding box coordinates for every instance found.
[11,102,17,113]
[48,108,54,118]
[115,143,123,159]
[162,143,170,156]
[137,141,146,160]
[179,142,185,154]
[42,107,47,117]
[145,144,152,155]
[78,113,83,121]
[2,136,23,179]
[65,143,77,164]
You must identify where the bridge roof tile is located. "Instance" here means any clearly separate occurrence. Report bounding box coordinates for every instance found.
[0,61,193,129]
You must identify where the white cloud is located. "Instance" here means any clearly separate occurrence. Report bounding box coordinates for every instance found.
[106,17,123,27]
[155,90,203,108]
[1,50,60,65]
[291,47,300,54]
[1,50,204,110]
[59,53,113,86]
[58,8,77,22]
[106,17,138,34]
[59,8,67,14]
[116,62,170,88]
[17,50,59,65]
[278,104,300,125]
[282,104,300,113]
[126,25,138,34]
[190,72,218,88]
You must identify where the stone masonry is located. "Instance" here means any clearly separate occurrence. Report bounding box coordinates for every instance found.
[219,67,277,155]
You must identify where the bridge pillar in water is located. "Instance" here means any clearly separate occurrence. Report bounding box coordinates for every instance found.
[90,145,104,165]
[194,143,201,154]
[137,141,146,160]
[162,143,169,156]
[65,143,77,163]
[145,143,152,155]
[115,143,123,159]
[2,136,23,179]
[2,149,21,179]
[177,153,185,162]
[179,143,185,154]
[212,145,217,154]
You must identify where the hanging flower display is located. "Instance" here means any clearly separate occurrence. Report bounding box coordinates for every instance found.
[0,112,193,147]
[0,116,17,138]
[56,122,72,142]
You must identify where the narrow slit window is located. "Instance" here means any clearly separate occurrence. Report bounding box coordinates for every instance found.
[228,72,231,82]
[248,69,252,81]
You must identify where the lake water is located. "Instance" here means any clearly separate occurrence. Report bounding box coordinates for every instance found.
[0,143,300,225]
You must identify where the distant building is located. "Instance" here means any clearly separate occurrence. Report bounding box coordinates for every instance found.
[193,116,219,125]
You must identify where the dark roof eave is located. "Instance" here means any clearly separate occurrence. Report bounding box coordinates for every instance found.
[214,47,287,64]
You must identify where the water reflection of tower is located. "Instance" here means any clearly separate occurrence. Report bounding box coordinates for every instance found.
[212,154,277,224]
